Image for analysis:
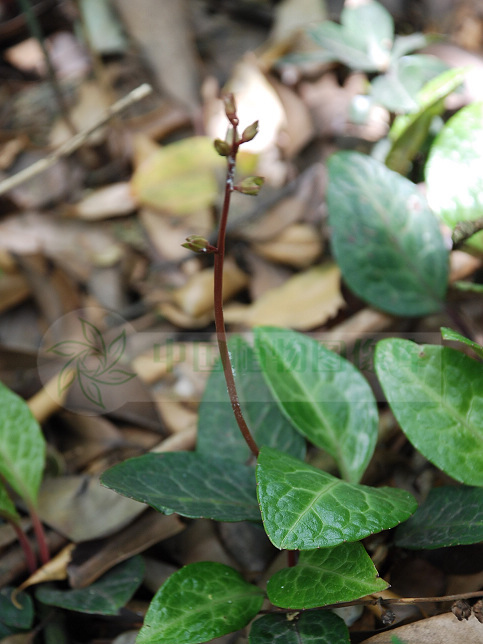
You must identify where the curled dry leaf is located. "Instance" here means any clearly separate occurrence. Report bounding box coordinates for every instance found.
[224,262,344,330]
[171,258,249,318]
[252,223,322,268]
[14,544,75,598]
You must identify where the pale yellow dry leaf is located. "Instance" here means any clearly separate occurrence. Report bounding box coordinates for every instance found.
[253,223,322,268]
[14,543,75,599]
[0,271,30,313]
[172,259,249,318]
[359,612,483,644]
[224,263,344,330]
[131,136,224,215]
[70,183,137,220]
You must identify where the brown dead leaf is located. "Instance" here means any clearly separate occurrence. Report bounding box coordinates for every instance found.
[238,195,307,242]
[253,223,322,268]
[67,511,185,588]
[359,613,483,644]
[0,270,30,314]
[37,476,145,542]
[224,263,344,330]
[68,183,137,220]
[172,258,249,318]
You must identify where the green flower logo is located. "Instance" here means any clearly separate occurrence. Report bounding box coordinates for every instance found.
[47,318,136,409]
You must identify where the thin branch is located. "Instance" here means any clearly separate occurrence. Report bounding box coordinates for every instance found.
[452,216,483,248]
[0,83,153,197]
[213,101,260,459]
[9,519,37,574]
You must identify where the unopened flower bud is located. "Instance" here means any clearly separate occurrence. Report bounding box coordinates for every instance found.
[182,235,217,254]
[236,176,264,196]
[214,139,231,157]
[241,121,259,143]
[223,93,237,118]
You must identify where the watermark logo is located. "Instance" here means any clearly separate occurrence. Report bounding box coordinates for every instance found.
[38,308,137,414]
[47,318,136,409]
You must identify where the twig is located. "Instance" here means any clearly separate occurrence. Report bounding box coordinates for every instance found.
[452,216,483,248]
[260,589,483,614]
[213,98,260,459]
[0,83,153,197]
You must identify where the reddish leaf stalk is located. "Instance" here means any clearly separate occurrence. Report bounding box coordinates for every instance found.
[213,110,260,459]
[10,519,37,574]
[29,504,50,565]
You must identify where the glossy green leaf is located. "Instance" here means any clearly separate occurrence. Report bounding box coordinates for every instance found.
[370,55,449,113]
[35,556,144,615]
[256,447,417,550]
[328,152,448,316]
[197,337,306,463]
[426,101,483,249]
[137,562,264,644]
[441,327,483,359]
[309,0,393,72]
[254,327,377,483]
[0,484,20,522]
[250,611,350,644]
[267,543,387,609]
[0,381,45,506]
[375,339,483,486]
[0,587,33,630]
[386,67,466,174]
[395,486,483,549]
[101,452,260,522]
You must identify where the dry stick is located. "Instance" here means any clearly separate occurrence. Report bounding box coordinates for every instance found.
[213,109,259,459]
[0,83,153,197]
[261,589,483,614]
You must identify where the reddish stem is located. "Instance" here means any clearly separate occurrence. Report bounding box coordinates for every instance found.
[213,116,259,459]
[29,504,50,565]
[10,519,37,574]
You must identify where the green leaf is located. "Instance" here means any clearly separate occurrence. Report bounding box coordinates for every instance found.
[327,151,448,316]
[370,55,449,113]
[197,337,306,464]
[35,556,144,615]
[386,67,466,174]
[101,452,260,522]
[254,327,377,483]
[425,101,483,250]
[256,447,417,550]
[0,587,33,630]
[375,339,483,486]
[309,0,393,72]
[0,381,45,506]
[395,486,483,549]
[136,562,264,644]
[390,33,434,61]
[0,484,20,522]
[441,327,483,360]
[249,611,350,643]
[267,543,388,609]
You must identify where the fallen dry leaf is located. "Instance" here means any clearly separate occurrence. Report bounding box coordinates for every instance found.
[131,136,224,215]
[224,262,344,330]
[360,612,483,644]
[172,258,249,318]
[69,182,137,220]
[15,544,75,596]
[253,223,323,268]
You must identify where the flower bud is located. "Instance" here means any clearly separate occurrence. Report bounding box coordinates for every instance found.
[236,176,264,196]
[241,121,259,143]
[214,139,231,157]
[223,93,237,118]
[182,235,217,254]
